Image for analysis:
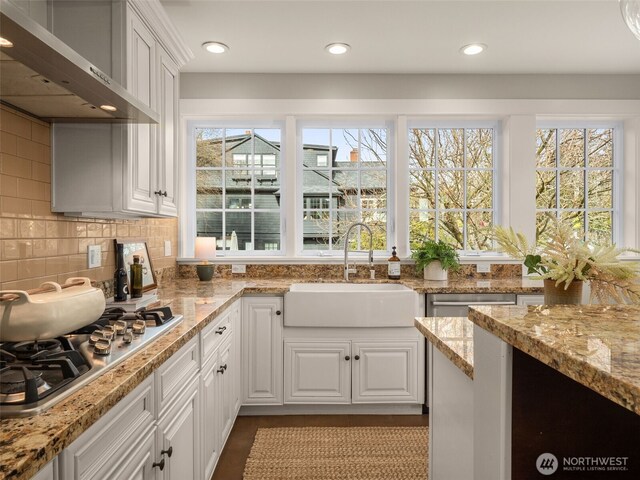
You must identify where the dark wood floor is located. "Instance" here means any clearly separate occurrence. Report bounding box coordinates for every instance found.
[211,414,430,480]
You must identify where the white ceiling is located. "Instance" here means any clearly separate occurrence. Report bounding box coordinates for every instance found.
[161,0,640,74]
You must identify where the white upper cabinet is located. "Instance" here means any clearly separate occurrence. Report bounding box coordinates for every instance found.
[51,0,192,219]
[156,47,179,216]
[125,5,157,215]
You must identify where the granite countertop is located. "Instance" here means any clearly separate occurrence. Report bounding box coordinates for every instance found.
[415,317,475,379]
[469,304,640,416]
[0,276,541,480]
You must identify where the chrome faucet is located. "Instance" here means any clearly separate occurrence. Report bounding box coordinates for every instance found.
[344,222,374,281]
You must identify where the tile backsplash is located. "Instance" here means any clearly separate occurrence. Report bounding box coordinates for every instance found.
[0,105,178,291]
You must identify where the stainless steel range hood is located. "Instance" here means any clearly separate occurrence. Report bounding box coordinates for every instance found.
[0,0,158,123]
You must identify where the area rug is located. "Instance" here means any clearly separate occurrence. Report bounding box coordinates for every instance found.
[243,426,428,479]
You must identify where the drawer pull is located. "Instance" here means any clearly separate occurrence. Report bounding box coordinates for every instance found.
[275,310,282,315]
[345,355,350,361]
[217,364,228,374]
[354,355,360,360]
[215,326,227,335]
[153,458,165,470]
[161,446,173,458]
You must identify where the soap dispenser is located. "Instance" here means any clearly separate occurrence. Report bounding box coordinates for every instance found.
[387,246,401,280]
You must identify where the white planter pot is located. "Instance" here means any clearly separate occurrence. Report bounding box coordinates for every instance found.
[424,261,448,281]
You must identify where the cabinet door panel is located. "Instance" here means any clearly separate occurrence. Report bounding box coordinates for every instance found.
[231,301,242,415]
[218,339,234,446]
[242,297,283,405]
[201,354,221,480]
[157,377,200,480]
[112,426,157,480]
[284,341,351,404]
[157,48,179,216]
[352,341,419,403]
[125,7,156,214]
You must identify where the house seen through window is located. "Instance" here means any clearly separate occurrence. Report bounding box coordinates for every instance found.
[301,128,389,252]
[195,128,282,252]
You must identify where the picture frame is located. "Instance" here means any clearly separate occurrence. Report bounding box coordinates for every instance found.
[114,239,157,293]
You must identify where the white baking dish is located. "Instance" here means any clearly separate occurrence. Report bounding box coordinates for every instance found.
[0,277,106,342]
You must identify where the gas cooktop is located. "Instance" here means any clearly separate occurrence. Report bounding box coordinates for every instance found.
[0,306,183,418]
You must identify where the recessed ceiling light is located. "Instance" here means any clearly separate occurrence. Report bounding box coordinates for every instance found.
[325,43,350,55]
[0,37,14,48]
[460,43,487,56]
[100,105,117,112]
[202,41,229,54]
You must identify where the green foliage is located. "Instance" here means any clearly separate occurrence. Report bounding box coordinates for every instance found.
[492,215,640,304]
[411,239,460,273]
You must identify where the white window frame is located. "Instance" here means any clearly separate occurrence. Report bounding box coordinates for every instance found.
[296,119,395,257]
[406,120,500,255]
[184,119,286,258]
[535,121,623,245]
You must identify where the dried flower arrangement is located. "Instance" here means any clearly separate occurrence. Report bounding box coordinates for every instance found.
[492,216,640,304]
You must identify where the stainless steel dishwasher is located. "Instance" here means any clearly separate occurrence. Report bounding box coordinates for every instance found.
[423,292,517,411]
[426,292,517,317]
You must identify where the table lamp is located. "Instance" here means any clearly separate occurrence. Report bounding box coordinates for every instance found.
[195,237,216,281]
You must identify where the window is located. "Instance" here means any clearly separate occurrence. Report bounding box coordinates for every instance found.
[301,127,389,252]
[195,127,282,253]
[409,127,495,251]
[536,128,615,244]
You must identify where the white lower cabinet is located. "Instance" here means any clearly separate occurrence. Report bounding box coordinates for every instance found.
[352,342,419,403]
[242,297,283,405]
[284,338,421,405]
[32,459,58,480]
[200,352,222,480]
[156,376,200,480]
[59,376,156,480]
[200,299,242,480]
[284,341,351,403]
[56,301,246,480]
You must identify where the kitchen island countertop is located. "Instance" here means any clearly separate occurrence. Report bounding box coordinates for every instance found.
[0,276,541,480]
[469,304,640,416]
[414,316,475,379]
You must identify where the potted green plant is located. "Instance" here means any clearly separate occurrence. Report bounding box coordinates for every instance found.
[492,216,640,304]
[411,239,460,281]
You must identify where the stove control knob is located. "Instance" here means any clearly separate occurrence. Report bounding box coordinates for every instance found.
[114,320,128,336]
[100,328,115,341]
[132,320,146,335]
[94,339,112,356]
[122,329,133,344]
[89,331,104,345]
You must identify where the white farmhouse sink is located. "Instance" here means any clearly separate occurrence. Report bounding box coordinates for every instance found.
[284,283,418,327]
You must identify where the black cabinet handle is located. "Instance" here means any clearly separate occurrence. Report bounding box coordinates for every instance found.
[161,446,173,457]
[354,355,360,360]
[345,355,350,361]
[154,190,168,197]
[275,310,281,315]
[153,458,165,470]
[217,364,228,374]
[162,191,168,197]
[215,326,227,335]
[154,190,162,196]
